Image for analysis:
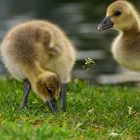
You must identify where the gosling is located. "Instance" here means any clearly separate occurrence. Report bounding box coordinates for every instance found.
[98,0,140,73]
[1,20,76,114]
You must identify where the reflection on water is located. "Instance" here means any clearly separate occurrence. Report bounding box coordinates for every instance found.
[0,0,140,84]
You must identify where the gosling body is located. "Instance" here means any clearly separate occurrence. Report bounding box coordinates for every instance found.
[1,20,75,82]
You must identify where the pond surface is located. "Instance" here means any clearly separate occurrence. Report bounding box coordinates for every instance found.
[0,0,140,84]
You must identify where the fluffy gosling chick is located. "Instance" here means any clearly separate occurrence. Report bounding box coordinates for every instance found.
[1,20,76,113]
[98,0,140,72]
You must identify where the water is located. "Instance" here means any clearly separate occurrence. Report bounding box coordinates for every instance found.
[0,0,140,84]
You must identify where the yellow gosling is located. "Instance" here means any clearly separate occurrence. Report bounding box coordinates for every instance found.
[1,20,76,113]
[98,0,140,72]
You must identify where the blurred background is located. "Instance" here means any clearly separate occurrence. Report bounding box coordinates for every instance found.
[0,0,140,84]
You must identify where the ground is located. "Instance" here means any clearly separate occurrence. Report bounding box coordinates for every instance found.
[0,77,140,140]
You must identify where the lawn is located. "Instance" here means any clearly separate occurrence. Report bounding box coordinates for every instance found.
[0,77,140,140]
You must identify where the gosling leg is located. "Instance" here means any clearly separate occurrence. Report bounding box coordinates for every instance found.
[60,83,67,112]
[20,79,31,109]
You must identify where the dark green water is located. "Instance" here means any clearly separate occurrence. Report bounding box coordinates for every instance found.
[0,0,140,83]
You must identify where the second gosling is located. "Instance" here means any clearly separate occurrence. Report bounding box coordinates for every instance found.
[1,20,76,113]
[98,0,140,72]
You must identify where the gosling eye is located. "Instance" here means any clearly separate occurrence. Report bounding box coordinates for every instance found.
[47,87,53,96]
[114,11,122,16]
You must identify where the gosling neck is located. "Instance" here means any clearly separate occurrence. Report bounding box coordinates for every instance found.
[122,17,140,36]
[122,27,139,38]
[120,21,140,46]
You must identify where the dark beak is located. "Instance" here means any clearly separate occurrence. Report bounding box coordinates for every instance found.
[46,98,57,114]
[98,16,113,31]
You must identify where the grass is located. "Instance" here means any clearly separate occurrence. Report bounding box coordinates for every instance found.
[0,77,140,140]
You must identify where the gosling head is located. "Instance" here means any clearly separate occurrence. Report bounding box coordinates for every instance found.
[98,0,140,32]
[32,71,60,113]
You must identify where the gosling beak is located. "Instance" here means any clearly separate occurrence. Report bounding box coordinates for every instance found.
[98,16,113,31]
[46,98,57,114]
